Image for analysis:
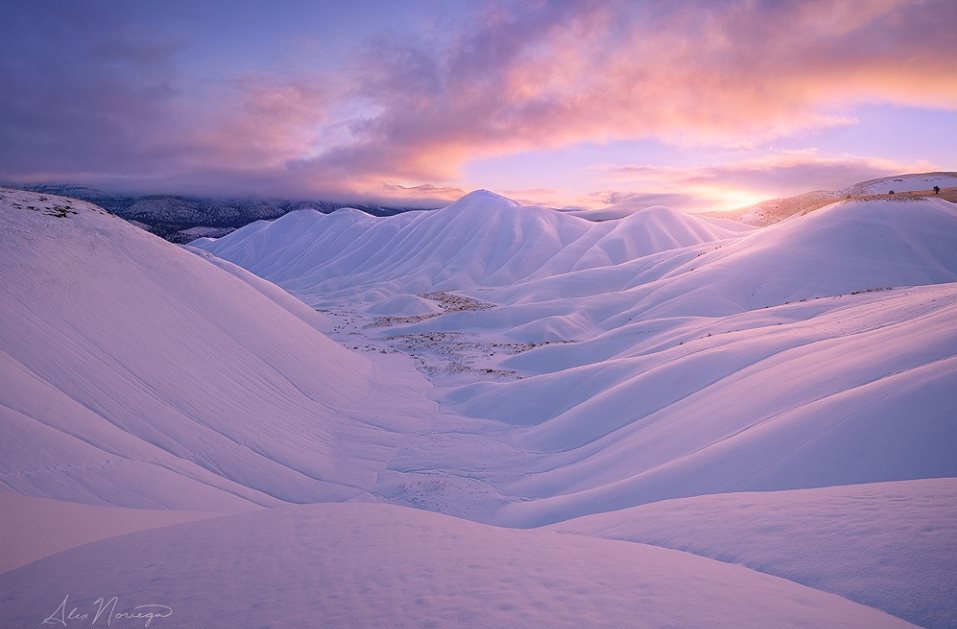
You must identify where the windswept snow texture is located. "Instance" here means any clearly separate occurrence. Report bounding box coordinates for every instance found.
[4,186,957,627]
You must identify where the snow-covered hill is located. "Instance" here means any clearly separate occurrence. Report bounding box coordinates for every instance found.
[713,171,957,226]
[845,172,957,195]
[196,190,746,305]
[3,185,956,627]
[0,188,432,510]
[191,189,957,529]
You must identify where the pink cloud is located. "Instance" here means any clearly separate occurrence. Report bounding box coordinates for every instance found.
[589,151,935,211]
[186,76,332,168]
[2,1,954,203]
[299,0,956,186]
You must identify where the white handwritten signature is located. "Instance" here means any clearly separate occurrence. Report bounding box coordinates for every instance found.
[42,595,173,627]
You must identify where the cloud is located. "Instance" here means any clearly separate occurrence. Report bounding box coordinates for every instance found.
[377,183,466,206]
[298,0,957,185]
[0,4,184,178]
[581,190,713,214]
[186,76,332,168]
[590,151,934,211]
[0,4,342,197]
[1,0,954,201]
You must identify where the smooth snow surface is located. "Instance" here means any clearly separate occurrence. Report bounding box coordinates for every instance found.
[4,186,957,627]
[0,503,915,629]
[0,491,227,573]
[553,479,957,629]
[0,189,434,510]
[196,190,745,305]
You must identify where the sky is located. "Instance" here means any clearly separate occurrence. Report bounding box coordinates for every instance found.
[1,0,955,211]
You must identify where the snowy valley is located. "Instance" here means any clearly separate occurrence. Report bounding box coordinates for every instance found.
[2,177,956,628]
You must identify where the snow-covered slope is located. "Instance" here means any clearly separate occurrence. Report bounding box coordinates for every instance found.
[552,479,957,629]
[0,188,431,510]
[0,491,224,573]
[192,193,957,532]
[716,171,957,225]
[846,172,957,195]
[5,185,956,627]
[446,282,957,526]
[0,502,915,629]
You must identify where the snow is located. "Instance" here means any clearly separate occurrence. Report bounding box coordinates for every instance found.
[551,479,957,629]
[0,502,915,629]
[363,293,444,316]
[0,188,434,510]
[449,283,957,526]
[0,491,229,573]
[849,172,957,195]
[3,184,957,627]
[193,190,743,306]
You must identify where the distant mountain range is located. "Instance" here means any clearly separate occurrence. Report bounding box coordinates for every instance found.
[2,183,437,242]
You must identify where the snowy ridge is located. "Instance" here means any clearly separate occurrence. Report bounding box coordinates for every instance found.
[845,172,957,195]
[718,171,957,226]
[195,190,743,305]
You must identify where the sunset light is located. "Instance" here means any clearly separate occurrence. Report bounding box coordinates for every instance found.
[2,2,956,628]
[1,1,954,210]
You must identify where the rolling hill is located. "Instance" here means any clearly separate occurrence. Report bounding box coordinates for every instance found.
[3,183,956,627]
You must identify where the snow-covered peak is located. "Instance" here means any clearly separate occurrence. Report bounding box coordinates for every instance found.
[443,189,521,213]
